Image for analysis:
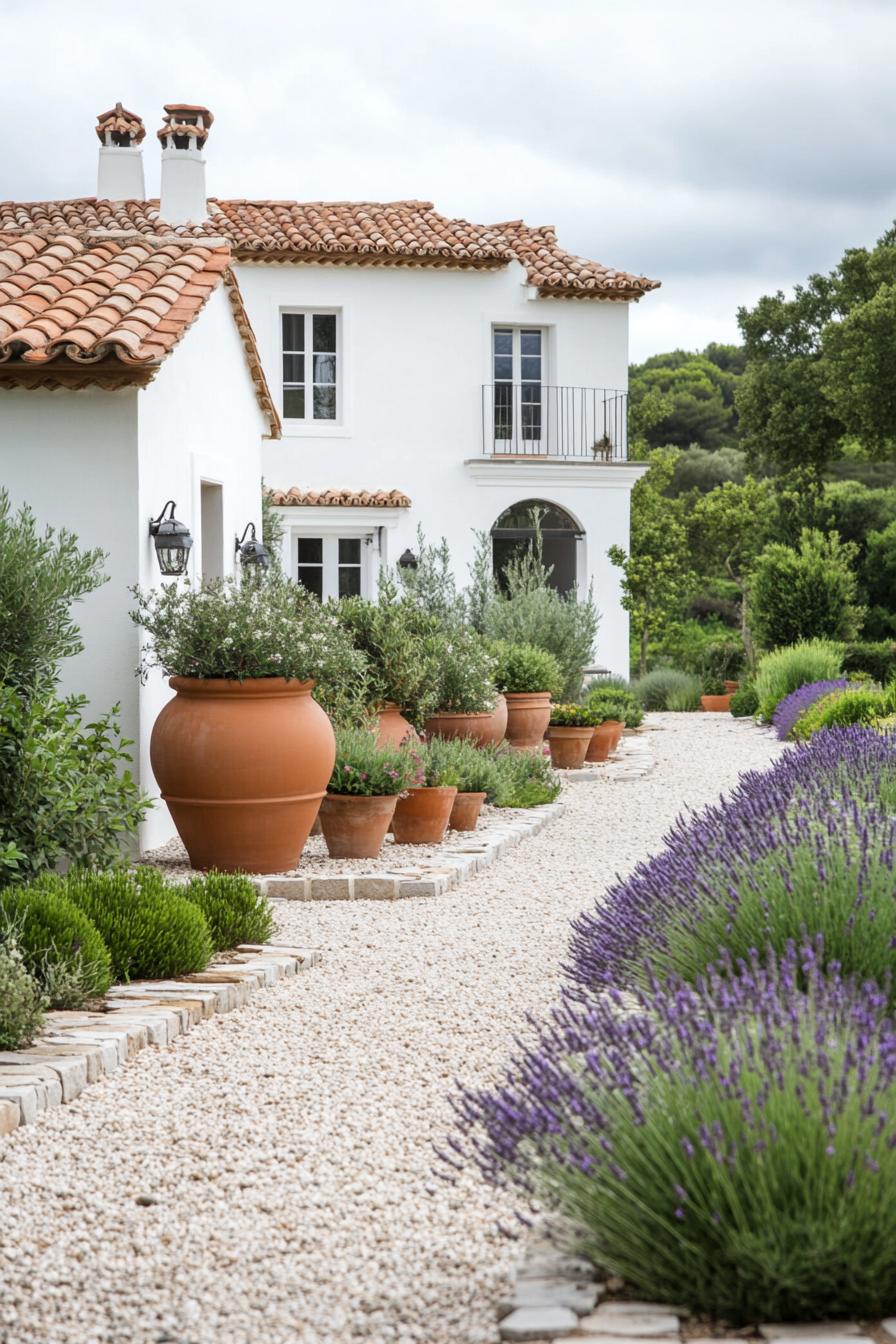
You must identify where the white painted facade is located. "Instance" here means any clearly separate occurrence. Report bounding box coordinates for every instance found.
[241,257,644,676]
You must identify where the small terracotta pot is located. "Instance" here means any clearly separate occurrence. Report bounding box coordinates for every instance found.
[504,690,552,750]
[586,720,620,763]
[150,677,335,874]
[724,680,739,694]
[481,694,508,745]
[392,786,457,844]
[701,694,733,713]
[424,709,496,747]
[548,726,594,770]
[607,719,625,751]
[318,793,398,858]
[375,702,418,748]
[449,791,486,831]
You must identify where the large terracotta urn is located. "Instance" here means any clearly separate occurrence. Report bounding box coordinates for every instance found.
[318,793,398,859]
[392,786,457,844]
[423,709,495,747]
[375,702,418,748]
[548,726,593,770]
[150,677,335,874]
[481,693,508,745]
[504,691,552,750]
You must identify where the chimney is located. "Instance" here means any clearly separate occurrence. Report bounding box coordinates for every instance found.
[157,104,213,226]
[96,103,146,201]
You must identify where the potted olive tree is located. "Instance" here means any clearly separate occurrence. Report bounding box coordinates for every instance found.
[424,629,497,746]
[131,577,362,874]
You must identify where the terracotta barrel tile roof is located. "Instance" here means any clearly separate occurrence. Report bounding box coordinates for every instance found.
[0,198,659,298]
[267,488,411,508]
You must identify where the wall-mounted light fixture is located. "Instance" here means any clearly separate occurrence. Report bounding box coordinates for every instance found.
[235,521,271,573]
[398,548,418,570]
[148,500,193,577]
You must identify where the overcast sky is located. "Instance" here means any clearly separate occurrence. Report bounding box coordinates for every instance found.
[4,0,895,361]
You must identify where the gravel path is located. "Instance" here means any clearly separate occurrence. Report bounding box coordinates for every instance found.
[0,715,782,1344]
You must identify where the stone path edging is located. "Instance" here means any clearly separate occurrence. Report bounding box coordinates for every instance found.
[0,941,318,1137]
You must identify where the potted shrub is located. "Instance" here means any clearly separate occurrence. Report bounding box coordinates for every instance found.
[131,577,356,874]
[547,704,596,769]
[427,737,500,831]
[492,641,563,750]
[700,675,733,713]
[583,684,639,756]
[318,728,420,858]
[424,630,498,746]
[392,742,459,844]
[586,693,626,762]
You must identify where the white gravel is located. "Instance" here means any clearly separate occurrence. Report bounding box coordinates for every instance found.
[0,715,782,1344]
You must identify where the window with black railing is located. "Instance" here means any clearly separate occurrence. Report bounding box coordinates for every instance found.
[481,382,628,459]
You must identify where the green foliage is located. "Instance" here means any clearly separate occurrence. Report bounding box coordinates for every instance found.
[665,446,747,497]
[628,346,743,452]
[414,739,461,789]
[260,481,285,570]
[633,668,701,711]
[841,640,896,684]
[823,279,896,455]
[609,448,696,676]
[424,736,500,795]
[328,726,421,796]
[0,489,107,693]
[584,684,643,727]
[483,537,598,700]
[666,681,703,711]
[0,685,147,880]
[824,480,896,557]
[335,579,444,727]
[729,683,759,717]
[549,703,597,727]
[702,675,727,696]
[0,938,45,1050]
[434,629,496,713]
[0,882,112,1002]
[865,520,896,614]
[753,639,844,720]
[393,527,467,627]
[486,747,561,808]
[181,871,274,951]
[490,641,563,697]
[791,686,894,741]
[59,869,212,983]
[750,529,863,651]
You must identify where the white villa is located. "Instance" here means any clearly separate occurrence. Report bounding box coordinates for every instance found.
[0,102,658,849]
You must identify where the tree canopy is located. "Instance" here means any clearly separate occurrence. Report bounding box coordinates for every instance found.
[628,345,743,453]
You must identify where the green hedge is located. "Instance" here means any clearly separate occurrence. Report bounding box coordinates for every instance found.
[180,871,274,951]
[0,882,112,1002]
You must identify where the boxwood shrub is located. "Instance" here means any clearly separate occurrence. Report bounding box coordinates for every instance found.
[729,683,759,717]
[0,881,112,1001]
[180,871,274,951]
[0,939,46,1049]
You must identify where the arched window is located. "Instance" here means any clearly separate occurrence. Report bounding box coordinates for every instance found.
[491,499,582,595]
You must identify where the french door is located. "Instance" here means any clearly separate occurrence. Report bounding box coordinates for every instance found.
[493,327,543,449]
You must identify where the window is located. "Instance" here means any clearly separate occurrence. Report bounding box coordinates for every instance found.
[282,312,338,421]
[493,327,543,444]
[295,534,367,599]
[199,481,224,580]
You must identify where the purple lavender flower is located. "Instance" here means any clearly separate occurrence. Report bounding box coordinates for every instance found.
[772,680,852,740]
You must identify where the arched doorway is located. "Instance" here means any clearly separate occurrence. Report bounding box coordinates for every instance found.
[491,500,582,595]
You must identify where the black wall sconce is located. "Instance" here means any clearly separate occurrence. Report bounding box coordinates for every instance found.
[148,501,193,577]
[235,521,271,572]
[398,548,418,570]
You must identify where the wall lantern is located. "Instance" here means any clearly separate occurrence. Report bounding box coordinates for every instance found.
[148,500,193,577]
[235,521,271,573]
[398,548,418,570]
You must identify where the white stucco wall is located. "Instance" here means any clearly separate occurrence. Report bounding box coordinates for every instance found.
[0,388,142,747]
[136,283,268,849]
[238,258,640,674]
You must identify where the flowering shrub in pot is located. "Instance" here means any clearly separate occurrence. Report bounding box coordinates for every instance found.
[582,692,626,761]
[318,728,420,858]
[392,743,459,845]
[424,630,497,746]
[426,736,500,830]
[453,943,896,1324]
[131,577,357,873]
[546,703,596,770]
[492,641,562,750]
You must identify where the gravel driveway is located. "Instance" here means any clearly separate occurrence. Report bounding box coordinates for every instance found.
[0,715,782,1344]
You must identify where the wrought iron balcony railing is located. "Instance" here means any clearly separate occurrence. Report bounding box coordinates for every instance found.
[481,383,628,460]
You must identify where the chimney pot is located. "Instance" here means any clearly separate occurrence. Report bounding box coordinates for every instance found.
[158,103,213,226]
[95,102,146,201]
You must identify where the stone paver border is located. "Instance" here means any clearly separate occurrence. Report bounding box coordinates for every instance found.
[0,941,318,1137]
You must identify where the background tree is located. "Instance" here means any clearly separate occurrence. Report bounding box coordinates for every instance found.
[609,448,695,676]
[749,529,864,650]
[689,477,777,665]
[629,347,742,452]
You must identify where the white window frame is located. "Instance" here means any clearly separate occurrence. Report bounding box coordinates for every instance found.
[492,325,546,446]
[294,528,373,601]
[281,309,341,425]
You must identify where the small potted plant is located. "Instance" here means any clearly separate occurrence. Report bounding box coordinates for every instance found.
[492,642,563,750]
[426,736,500,831]
[547,703,596,769]
[584,692,627,762]
[700,676,733,713]
[392,743,459,844]
[424,630,498,747]
[318,728,420,858]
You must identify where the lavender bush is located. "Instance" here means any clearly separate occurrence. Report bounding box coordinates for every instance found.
[771,678,850,740]
[452,943,896,1322]
[567,728,896,999]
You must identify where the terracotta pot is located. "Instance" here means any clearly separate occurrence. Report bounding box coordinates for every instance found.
[424,709,496,747]
[310,813,323,837]
[586,720,621,763]
[701,694,733,713]
[150,677,335,874]
[392,786,457,845]
[318,793,398,859]
[375,702,418,748]
[481,694,508,745]
[607,719,625,751]
[724,680,739,694]
[504,691,552,750]
[449,790,487,831]
[548,726,594,770]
